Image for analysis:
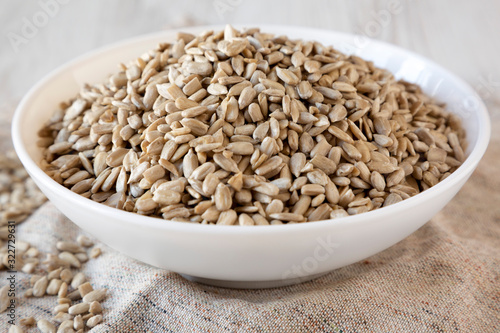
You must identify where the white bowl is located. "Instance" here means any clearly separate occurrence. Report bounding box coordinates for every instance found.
[12,25,490,288]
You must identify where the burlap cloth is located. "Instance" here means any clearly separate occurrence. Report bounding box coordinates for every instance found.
[1,118,499,332]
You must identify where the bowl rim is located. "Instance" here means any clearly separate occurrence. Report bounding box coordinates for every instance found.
[12,24,491,236]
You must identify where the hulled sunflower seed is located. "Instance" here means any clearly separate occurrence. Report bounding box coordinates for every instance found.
[37,319,56,333]
[68,302,90,315]
[33,276,49,297]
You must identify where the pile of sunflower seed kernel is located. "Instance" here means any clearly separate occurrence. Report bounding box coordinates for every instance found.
[0,151,46,234]
[38,25,466,225]
[1,235,105,333]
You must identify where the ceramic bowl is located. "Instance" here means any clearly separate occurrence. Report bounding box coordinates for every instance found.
[12,25,490,288]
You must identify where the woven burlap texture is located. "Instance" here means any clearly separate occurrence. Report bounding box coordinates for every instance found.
[1,120,499,332]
